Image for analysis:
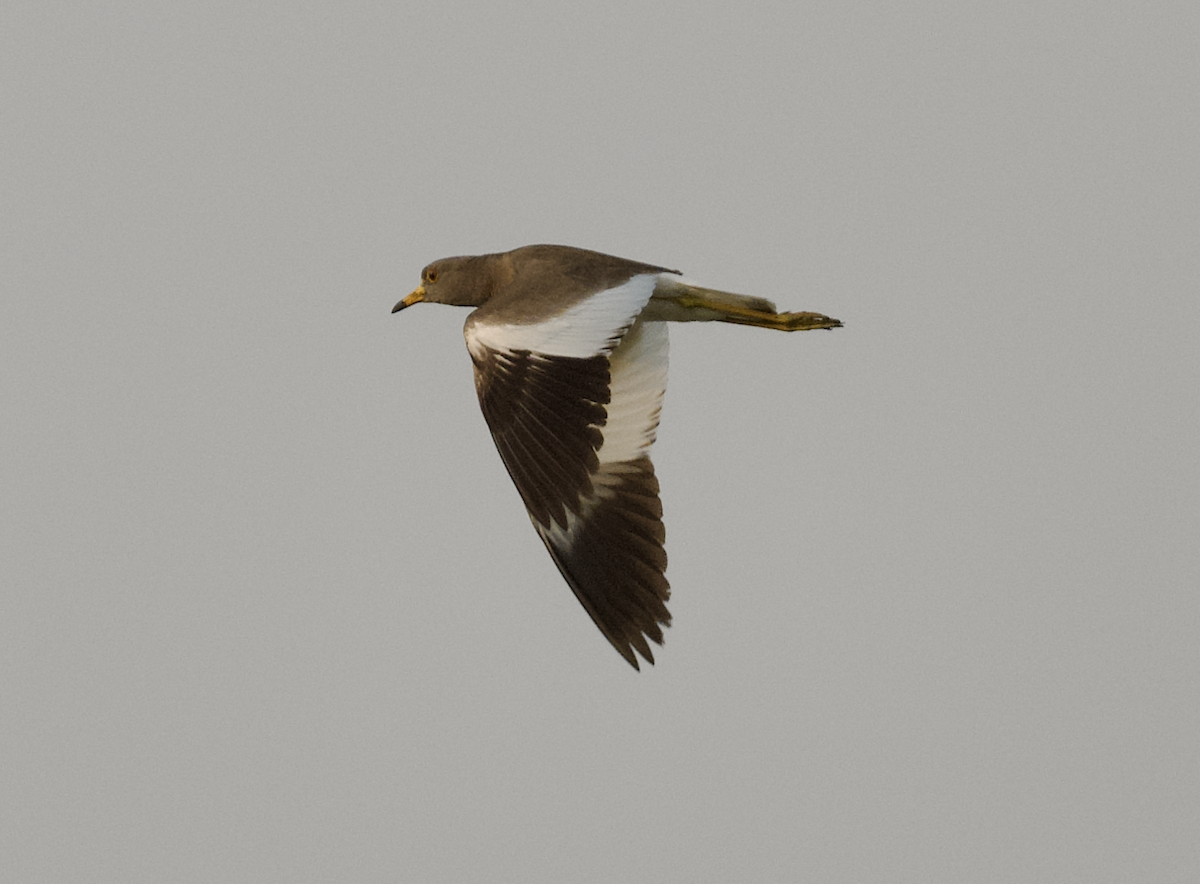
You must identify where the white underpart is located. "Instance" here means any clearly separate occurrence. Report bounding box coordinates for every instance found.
[466,273,663,360]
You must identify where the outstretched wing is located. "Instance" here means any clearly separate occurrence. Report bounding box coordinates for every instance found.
[464,275,671,668]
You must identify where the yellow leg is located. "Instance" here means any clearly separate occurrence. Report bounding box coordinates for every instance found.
[670,293,843,332]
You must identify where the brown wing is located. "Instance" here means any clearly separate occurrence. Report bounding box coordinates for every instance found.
[466,307,672,669]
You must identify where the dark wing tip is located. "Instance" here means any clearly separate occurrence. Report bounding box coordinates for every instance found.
[537,457,671,671]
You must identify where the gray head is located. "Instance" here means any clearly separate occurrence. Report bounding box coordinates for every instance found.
[392,254,496,313]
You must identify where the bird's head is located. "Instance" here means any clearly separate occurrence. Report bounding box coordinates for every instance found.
[393,255,493,312]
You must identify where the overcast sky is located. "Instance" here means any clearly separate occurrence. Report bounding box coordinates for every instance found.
[4,2,1198,882]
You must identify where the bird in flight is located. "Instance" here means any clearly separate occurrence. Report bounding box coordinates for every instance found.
[393,244,841,669]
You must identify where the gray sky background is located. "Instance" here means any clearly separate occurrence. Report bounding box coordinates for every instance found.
[3,2,1197,881]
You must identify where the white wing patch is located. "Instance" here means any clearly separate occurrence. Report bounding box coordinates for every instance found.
[598,319,669,464]
[537,318,669,552]
[466,273,662,360]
